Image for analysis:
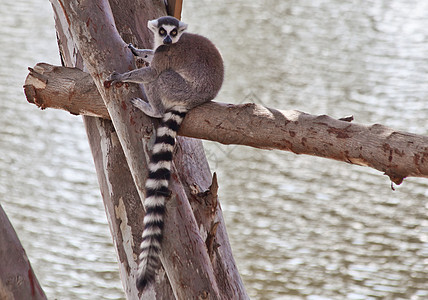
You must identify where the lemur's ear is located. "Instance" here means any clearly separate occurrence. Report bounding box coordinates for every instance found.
[147,19,158,33]
[178,21,188,33]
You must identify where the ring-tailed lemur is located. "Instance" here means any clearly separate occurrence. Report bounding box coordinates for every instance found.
[106,16,224,291]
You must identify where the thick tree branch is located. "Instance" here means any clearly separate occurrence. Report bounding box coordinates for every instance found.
[25,63,428,184]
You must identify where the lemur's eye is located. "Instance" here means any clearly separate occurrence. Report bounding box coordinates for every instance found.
[159,28,166,36]
[170,29,178,37]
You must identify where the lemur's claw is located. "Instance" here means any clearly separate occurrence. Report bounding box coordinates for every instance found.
[107,71,120,82]
[128,43,138,56]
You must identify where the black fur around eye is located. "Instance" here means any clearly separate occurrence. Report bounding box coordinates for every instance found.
[170,29,178,37]
[159,28,166,36]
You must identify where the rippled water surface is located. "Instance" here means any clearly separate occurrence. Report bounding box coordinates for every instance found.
[1,0,427,299]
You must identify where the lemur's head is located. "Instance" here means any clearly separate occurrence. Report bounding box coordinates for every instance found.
[148,16,188,49]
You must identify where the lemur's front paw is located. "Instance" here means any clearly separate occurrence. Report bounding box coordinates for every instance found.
[104,71,122,88]
[107,71,121,82]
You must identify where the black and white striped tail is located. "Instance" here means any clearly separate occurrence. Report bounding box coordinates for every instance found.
[136,107,188,291]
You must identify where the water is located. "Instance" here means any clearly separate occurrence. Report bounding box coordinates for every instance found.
[1,0,427,299]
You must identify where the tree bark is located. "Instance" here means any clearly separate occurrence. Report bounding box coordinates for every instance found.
[0,204,47,300]
[49,0,247,299]
[25,62,428,185]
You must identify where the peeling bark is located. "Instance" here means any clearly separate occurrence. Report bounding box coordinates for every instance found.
[24,63,428,184]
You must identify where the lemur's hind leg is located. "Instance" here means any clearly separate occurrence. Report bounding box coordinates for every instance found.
[131,98,163,118]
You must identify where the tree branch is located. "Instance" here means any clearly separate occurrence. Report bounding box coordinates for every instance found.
[24,63,428,184]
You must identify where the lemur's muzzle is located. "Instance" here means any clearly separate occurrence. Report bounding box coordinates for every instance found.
[163,36,172,44]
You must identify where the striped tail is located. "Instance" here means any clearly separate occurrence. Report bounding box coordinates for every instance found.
[136,107,188,291]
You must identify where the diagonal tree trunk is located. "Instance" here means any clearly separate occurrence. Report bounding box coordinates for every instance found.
[49,0,247,299]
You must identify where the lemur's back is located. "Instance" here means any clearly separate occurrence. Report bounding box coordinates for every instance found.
[151,32,224,103]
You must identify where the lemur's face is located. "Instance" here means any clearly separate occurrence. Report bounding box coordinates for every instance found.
[148,16,188,48]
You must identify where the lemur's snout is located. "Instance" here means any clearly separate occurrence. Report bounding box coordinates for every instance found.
[163,36,172,44]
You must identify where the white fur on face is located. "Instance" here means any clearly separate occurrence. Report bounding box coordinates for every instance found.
[150,23,187,49]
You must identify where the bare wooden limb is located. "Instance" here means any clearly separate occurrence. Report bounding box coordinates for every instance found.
[166,0,183,19]
[24,63,428,184]
[0,204,47,300]
[24,64,109,117]
[172,137,248,298]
